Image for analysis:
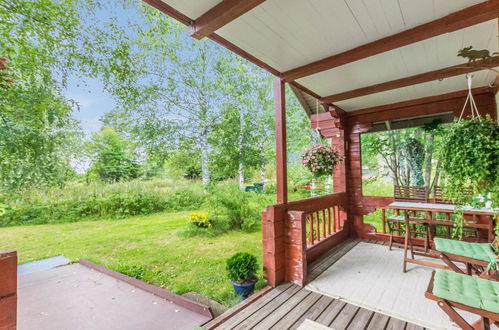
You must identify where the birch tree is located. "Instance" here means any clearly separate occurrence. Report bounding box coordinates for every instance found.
[108,6,229,186]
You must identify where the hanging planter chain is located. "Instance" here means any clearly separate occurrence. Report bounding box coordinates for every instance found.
[458,75,481,121]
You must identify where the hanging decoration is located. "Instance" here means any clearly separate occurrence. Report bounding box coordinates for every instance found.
[439,74,499,237]
[301,99,343,178]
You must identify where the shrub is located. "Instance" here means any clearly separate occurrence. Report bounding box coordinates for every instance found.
[188,212,212,228]
[203,183,267,231]
[0,178,206,226]
[226,252,258,283]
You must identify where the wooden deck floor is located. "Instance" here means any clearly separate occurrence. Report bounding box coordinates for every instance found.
[206,239,427,330]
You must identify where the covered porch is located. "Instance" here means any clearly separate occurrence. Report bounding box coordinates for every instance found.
[98,0,499,328]
[204,240,445,329]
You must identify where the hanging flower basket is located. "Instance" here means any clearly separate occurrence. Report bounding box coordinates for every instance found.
[301,144,343,178]
[440,115,499,208]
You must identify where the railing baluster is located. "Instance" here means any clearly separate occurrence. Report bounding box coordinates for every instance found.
[327,207,331,235]
[315,212,320,241]
[381,208,386,234]
[309,215,313,244]
[322,209,326,238]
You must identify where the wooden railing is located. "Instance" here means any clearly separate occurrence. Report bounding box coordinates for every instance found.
[262,192,350,287]
[304,205,343,248]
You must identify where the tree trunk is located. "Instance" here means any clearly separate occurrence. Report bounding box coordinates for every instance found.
[238,162,244,190]
[238,106,245,190]
[200,128,210,187]
[260,163,267,191]
[311,178,317,197]
[325,176,332,193]
[424,133,434,188]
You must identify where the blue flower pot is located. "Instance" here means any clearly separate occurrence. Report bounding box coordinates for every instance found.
[231,278,257,298]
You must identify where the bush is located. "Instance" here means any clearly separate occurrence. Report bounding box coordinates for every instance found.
[203,183,270,231]
[226,252,258,283]
[0,178,206,226]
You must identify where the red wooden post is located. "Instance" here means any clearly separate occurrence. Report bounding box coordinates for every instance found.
[0,250,17,330]
[274,77,288,204]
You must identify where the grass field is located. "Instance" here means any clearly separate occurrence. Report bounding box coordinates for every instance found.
[0,211,262,306]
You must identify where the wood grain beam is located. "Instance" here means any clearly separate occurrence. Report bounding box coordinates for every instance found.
[347,86,491,118]
[281,0,499,81]
[143,0,280,76]
[274,78,287,204]
[289,84,313,116]
[143,0,192,25]
[320,57,499,103]
[190,0,266,39]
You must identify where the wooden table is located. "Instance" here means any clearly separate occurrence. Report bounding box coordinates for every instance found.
[385,201,497,272]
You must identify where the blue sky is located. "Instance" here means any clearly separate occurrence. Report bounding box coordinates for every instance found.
[63,1,142,137]
[65,76,115,137]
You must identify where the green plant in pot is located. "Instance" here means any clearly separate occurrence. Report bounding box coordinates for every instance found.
[439,115,499,237]
[226,252,258,298]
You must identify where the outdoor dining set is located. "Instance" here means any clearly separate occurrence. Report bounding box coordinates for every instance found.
[382,185,498,329]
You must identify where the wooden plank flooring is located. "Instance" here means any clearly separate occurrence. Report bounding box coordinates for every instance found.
[208,239,427,330]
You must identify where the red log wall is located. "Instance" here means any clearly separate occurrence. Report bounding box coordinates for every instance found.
[0,250,17,330]
[345,89,497,240]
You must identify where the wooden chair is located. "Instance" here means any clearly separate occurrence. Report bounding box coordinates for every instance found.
[433,237,498,279]
[387,211,430,252]
[394,185,428,202]
[425,269,499,330]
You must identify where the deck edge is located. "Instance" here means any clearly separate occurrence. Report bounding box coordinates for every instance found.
[79,258,213,320]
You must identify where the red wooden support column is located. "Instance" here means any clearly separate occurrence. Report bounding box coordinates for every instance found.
[274,77,288,204]
[0,250,17,329]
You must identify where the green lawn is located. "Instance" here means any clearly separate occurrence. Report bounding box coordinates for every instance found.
[0,211,262,306]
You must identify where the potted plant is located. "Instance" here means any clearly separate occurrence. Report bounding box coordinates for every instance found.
[440,115,498,208]
[301,144,343,178]
[226,252,258,298]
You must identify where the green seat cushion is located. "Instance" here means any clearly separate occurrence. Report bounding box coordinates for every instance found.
[434,238,496,263]
[433,269,499,313]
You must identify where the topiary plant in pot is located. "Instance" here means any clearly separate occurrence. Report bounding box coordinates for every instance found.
[226,252,258,298]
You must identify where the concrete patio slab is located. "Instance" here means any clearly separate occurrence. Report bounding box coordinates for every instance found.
[18,255,71,275]
[18,263,212,330]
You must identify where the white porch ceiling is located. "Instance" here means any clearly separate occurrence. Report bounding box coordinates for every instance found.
[156,0,499,112]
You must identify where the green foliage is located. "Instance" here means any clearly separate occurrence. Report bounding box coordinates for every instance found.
[0,179,205,226]
[226,252,258,283]
[203,183,271,231]
[400,137,425,186]
[0,210,263,307]
[440,115,499,208]
[86,128,139,182]
[0,0,138,190]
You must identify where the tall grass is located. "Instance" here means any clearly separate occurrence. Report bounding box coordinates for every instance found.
[0,178,205,226]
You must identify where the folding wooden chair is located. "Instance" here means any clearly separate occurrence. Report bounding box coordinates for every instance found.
[433,237,498,279]
[387,210,430,251]
[425,269,499,330]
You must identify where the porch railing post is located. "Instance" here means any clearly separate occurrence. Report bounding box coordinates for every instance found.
[286,211,308,286]
[0,250,17,329]
[274,77,287,204]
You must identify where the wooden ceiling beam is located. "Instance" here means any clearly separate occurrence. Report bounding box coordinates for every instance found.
[281,0,499,81]
[189,0,266,39]
[143,0,280,76]
[347,86,492,118]
[320,57,499,103]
